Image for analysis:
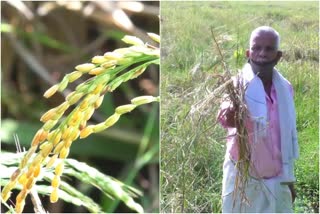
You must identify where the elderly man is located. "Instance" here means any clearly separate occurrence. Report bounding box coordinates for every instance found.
[217,26,299,213]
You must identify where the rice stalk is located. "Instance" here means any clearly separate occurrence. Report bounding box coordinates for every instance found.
[209,28,251,210]
[190,28,250,210]
[1,33,159,213]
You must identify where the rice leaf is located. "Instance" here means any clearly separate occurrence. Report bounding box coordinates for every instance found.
[63,159,144,213]
[1,178,102,213]
[0,151,142,213]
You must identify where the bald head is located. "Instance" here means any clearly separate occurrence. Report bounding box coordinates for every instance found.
[246,26,282,80]
[250,26,280,50]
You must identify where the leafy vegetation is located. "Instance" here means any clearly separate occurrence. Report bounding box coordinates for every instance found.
[160,1,318,213]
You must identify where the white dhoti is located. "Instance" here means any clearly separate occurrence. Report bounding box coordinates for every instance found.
[222,177,293,213]
[222,157,293,213]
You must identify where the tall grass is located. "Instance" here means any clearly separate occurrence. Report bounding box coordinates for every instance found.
[160,1,319,213]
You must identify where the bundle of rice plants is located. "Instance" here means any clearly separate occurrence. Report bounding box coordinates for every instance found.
[190,29,250,210]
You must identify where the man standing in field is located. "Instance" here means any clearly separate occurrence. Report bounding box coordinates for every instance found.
[217,26,299,212]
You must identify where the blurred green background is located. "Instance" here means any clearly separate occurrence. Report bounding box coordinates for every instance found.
[1,1,159,213]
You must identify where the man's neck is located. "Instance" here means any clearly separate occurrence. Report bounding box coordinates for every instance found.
[257,69,273,96]
[260,72,273,85]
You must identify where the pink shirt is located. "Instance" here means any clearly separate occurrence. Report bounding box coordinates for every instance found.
[218,83,293,179]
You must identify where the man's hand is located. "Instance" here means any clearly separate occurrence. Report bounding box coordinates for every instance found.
[217,101,237,128]
[288,184,296,203]
[224,107,236,128]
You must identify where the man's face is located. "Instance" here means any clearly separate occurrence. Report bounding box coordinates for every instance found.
[246,32,282,68]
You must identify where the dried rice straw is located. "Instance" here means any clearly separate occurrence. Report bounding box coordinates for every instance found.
[209,28,251,211]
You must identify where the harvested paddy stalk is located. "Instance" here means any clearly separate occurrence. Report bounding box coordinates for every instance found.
[1,34,160,213]
[190,29,250,210]
[210,30,251,210]
[222,75,250,209]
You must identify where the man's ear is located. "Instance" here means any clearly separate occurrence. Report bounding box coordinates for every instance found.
[276,50,283,61]
[246,49,250,58]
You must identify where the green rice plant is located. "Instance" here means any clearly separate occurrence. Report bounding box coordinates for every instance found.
[1,33,159,213]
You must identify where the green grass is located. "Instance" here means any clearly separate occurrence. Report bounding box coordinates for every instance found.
[160,1,319,213]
